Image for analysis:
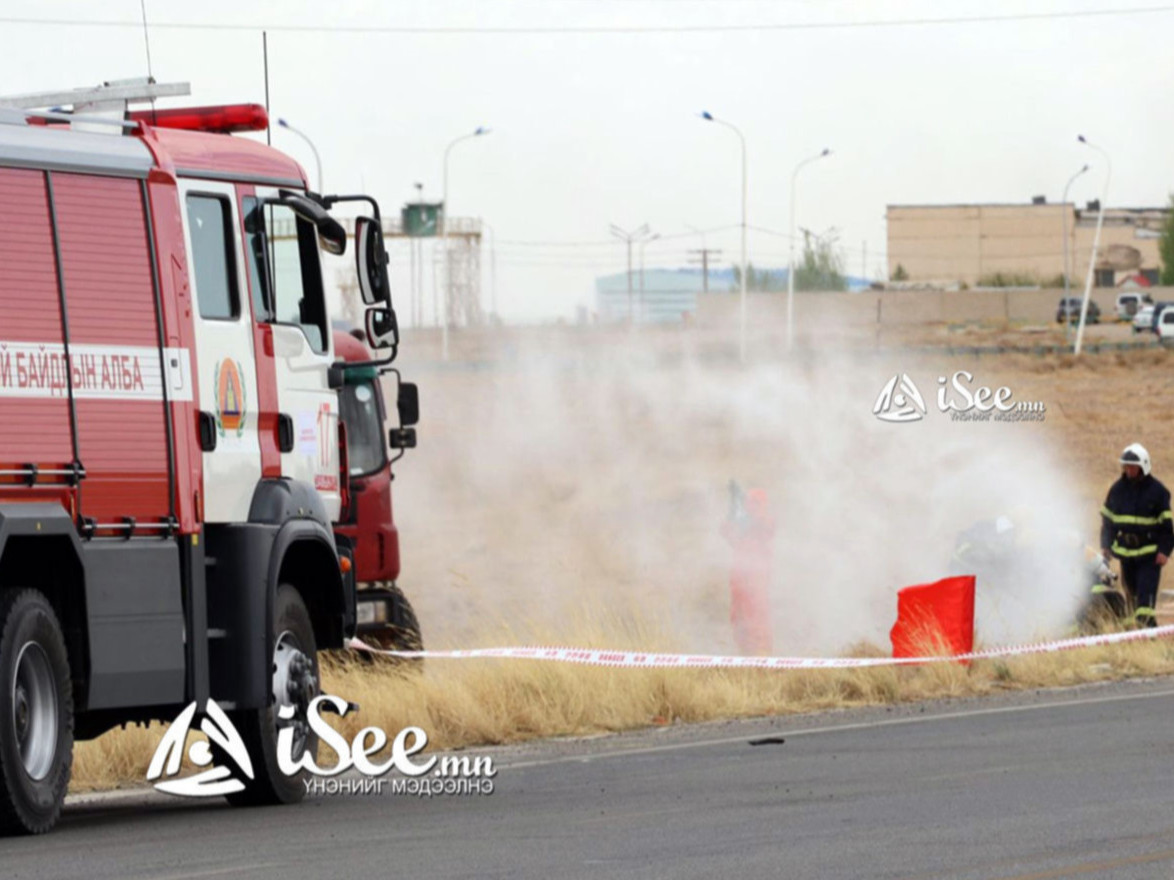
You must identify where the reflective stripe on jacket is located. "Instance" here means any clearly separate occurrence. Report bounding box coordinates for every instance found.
[1100,474,1174,559]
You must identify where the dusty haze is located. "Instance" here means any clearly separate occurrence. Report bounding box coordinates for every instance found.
[393,329,1088,656]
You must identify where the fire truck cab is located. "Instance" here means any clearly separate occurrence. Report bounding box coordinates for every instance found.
[334,330,421,649]
[0,80,405,833]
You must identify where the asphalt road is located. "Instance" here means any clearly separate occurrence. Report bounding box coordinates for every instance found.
[4,678,1174,880]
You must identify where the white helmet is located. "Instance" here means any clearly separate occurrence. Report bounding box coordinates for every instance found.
[1120,443,1151,476]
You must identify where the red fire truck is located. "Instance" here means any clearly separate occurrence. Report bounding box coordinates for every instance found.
[0,80,415,833]
[334,330,422,650]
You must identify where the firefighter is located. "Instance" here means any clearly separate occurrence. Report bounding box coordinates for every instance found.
[1100,443,1174,627]
[949,515,1016,584]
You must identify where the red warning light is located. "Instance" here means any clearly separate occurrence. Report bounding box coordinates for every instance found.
[128,103,269,134]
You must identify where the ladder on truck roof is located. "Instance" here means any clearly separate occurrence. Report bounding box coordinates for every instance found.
[0,78,191,132]
[0,77,190,111]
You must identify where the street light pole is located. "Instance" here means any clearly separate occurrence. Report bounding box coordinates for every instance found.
[441,126,491,361]
[787,148,831,351]
[1061,163,1090,339]
[639,233,661,322]
[480,218,497,321]
[277,118,322,193]
[610,223,650,323]
[700,111,747,363]
[1074,136,1111,357]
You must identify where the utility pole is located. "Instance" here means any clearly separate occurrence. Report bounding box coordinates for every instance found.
[688,248,722,292]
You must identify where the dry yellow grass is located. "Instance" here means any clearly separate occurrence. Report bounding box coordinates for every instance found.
[70,621,1174,792]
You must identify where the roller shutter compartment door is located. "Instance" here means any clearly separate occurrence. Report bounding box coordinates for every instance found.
[53,173,170,529]
[0,168,73,480]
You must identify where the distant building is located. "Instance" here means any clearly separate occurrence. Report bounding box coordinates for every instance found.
[886,201,1168,288]
[593,266,871,322]
[594,269,708,323]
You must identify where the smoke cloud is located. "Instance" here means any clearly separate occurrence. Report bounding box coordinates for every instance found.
[395,333,1086,656]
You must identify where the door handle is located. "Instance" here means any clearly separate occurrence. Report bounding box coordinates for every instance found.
[198,411,217,452]
[277,413,295,453]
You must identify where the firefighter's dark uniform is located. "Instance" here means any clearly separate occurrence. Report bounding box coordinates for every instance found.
[1100,474,1174,626]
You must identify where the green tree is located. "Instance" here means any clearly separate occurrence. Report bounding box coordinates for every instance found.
[793,229,848,292]
[891,263,909,281]
[730,262,783,292]
[1160,193,1174,285]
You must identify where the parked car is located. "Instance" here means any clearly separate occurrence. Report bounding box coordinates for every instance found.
[1116,291,1153,320]
[1133,304,1156,333]
[1148,301,1174,334]
[1056,297,1100,324]
[1157,306,1174,342]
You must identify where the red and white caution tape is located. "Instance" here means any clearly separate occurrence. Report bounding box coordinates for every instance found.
[346,623,1174,669]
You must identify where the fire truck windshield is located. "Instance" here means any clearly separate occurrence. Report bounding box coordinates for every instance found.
[242,197,329,353]
[339,380,387,475]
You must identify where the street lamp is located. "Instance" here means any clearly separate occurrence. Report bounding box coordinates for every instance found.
[609,223,650,323]
[788,148,831,351]
[480,217,498,321]
[639,232,661,322]
[1061,163,1090,336]
[1074,136,1111,356]
[699,111,747,363]
[276,118,322,193]
[442,126,491,361]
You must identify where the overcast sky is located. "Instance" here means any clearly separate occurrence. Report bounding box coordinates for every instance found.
[3,0,1172,322]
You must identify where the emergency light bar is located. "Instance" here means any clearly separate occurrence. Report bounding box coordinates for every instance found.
[127,103,269,134]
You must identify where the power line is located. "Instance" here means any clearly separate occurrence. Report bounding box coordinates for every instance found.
[493,224,736,248]
[4,6,1173,34]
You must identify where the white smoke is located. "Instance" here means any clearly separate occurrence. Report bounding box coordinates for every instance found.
[395,333,1087,656]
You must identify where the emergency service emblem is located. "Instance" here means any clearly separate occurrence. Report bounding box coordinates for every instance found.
[214,359,247,437]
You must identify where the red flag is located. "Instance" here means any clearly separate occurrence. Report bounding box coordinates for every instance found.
[890,575,976,661]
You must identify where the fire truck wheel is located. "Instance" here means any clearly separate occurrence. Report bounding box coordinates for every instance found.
[0,589,73,835]
[354,583,423,662]
[388,584,423,652]
[224,585,318,807]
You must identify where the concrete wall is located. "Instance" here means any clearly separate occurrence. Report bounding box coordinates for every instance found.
[887,203,1165,286]
[694,287,1174,328]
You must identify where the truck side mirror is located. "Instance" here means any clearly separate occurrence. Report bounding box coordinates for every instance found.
[278,190,347,255]
[355,216,390,306]
[389,428,417,450]
[364,305,399,350]
[397,382,419,427]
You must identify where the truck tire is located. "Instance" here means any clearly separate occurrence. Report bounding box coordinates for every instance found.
[385,583,423,652]
[0,589,72,835]
[351,584,423,671]
[224,585,318,807]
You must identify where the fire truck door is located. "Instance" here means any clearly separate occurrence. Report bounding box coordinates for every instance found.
[179,180,262,523]
[243,193,340,522]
